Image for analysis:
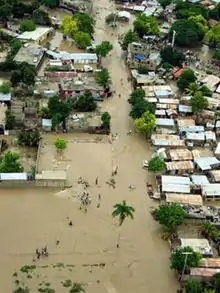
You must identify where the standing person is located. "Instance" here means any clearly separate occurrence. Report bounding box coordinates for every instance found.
[98,194,101,201]
[95,177,98,185]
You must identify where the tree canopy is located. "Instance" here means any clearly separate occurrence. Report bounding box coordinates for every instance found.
[134,111,156,138]
[148,156,166,172]
[19,20,36,32]
[214,49,220,60]
[18,131,41,147]
[133,14,159,38]
[170,246,202,271]
[130,99,155,119]
[95,41,113,58]
[48,96,71,128]
[72,13,95,36]
[74,31,91,49]
[174,0,208,19]
[186,82,211,96]
[0,82,10,94]
[0,151,24,173]
[158,0,171,9]
[54,138,67,151]
[169,19,205,47]
[38,0,59,7]
[101,112,111,129]
[33,9,51,25]
[177,69,197,91]
[128,88,145,105]
[121,29,139,51]
[154,204,186,233]
[190,91,209,113]
[160,46,185,67]
[185,280,203,293]
[61,16,78,37]
[95,68,111,88]
[205,24,220,47]
[73,90,97,112]
[112,200,135,226]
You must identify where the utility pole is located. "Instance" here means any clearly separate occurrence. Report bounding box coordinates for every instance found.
[172,30,176,48]
[181,252,193,281]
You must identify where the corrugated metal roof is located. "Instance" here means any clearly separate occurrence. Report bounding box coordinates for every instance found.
[0,92,11,101]
[154,90,169,96]
[177,119,195,127]
[153,139,185,147]
[133,5,146,11]
[191,175,210,185]
[155,110,166,116]
[205,131,216,141]
[195,157,220,171]
[42,119,52,127]
[202,184,220,197]
[162,176,191,185]
[166,193,203,206]
[178,105,192,113]
[0,173,27,180]
[17,27,53,41]
[156,103,177,110]
[199,258,220,268]
[180,238,212,255]
[46,51,98,61]
[169,149,192,161]
[179,126,204,133]
[156,118,175,127]
[210,170,220,182]
[158,98,179,104]
[190,268,219,277]
[166,161,194,171]
[151,134,180,141]
[185,132,205,141]
[162,184,190,193]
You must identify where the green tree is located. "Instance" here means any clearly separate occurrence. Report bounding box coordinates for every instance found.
[95,41,113,61]
[130,100,155,119]
[189,14,208,34]
[158,0,171,8]
[48,96,71,128]
[186,82,211,96]
[73,13,95,36]
[101,112,111,129]
[112,200,135,226]
[214,49,220,60]
[214,273,220,293]
[74,31,91,49]
[185,280,203,293]
[73,90,97,112]
[38,107,51,119]
[61,16,78,37]
[105,13,118,25]
[33,9,51,25]
[18,132,41,147]
[0,4,12,22]
[5,109,15,130]
[134,111,156,138]
[160,46,185,67]
[10,71,21,86]
[128,88,145,105]
[0,82,10,94]
[170,246,202,271]
[19,20,36,32]
[205,24,220,47]
[148,156,166,172]
[95,68,111,88]
[174,1,208,19]
[154,204,186,233]
[169,19,205,47]
[0,152,24,173]
[133,14,159,38]
[121,29,138,51]
[54,138,67,152]
[39,0,59,8]
[177,69,197,91]
[69,283,85,293]
[190,91,209,113]
[199,222,218,240]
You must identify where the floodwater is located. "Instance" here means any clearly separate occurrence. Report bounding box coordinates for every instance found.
[0,2,179,293]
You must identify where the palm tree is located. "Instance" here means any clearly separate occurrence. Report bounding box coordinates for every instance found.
[199,222,218,240]
[185,82,199,96]
[112,200,135,226]
[112,200,135,248]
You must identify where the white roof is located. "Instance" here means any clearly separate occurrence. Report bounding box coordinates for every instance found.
[202,184,220,197]
[46,50,98,61]
[191,175,210,185]
[118,11,131,18]
[215,142,220,155]
[185,132,205,141]
[0,173,27,180]
[162,184,190,193]
[133,5,146,11]
[180,238,212,255]
[0,92,11,101]
[17,27,53,41]
[162,176,191,185]
[42,119,52,127]
[178,105,192,113]
[156,118,175,127]
[194,157,220,171]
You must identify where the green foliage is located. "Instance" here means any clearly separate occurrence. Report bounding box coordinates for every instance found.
[69,283,85,293]
[13,286,30,293]
[38,0,59,8]
[160,46,185,67]
[128,88,145,105]
[174,0,208,19]
[155,204,186,232]
[74,31,91,49]
[61,16,78,37]
[121,29,138,51]
[199,222,218,239]
[209,3,220,20]
[137,67,149,74]
[148,156,166,172]
[169,19,205,47]
[189,14,208,34]
[95,68,111,88]
[11,71,21,86]
[105,13,118,25]
[19,20,36,32]
[214,272,220,292]
[0,81,10,93]
[112,200,135,226]
[134,110,156,138]
[38,107,51,119]
[17,131,41,147]
[0,151,24,173]
[214,49,220,60]
[130,99,155,119]
[95,41,113,58]
[101,112,111,129]
[170,246,202,271]
[205,24,220,47]
[72,13,95,36]
[186,82,211,96]
[133,14,159,38]
[190,91,209,113]
[62,279,72,287]
[48,96,71,127]
[73,90,97,112]
[33,9,51,25]
[5,109,15,130]
[158,0,171,9]
[54,138,67,151]
[185,280,203,293]
[177,69,197,91]
[0,4,12,21]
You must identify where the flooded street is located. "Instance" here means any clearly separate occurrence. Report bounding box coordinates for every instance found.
[0,2,179,293]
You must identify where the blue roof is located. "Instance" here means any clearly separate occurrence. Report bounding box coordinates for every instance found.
[134,55,144,60]
[155,90,169,96]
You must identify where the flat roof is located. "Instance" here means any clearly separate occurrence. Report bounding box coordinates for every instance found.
[14,44,44,67]
[0,173,27,180]
[166,193,203,206]
[195,157,220,171]
[162,183,190,193]
[47,51,98,61]
[191,175,210,185]
[202,184,220,197]
[180,238,212,255]
[210,170,220,182]
[156,118,175,127]
[17,27,53,41]
[162,176,191,185]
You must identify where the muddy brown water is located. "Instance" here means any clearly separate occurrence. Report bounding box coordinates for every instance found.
[0,2,179,293]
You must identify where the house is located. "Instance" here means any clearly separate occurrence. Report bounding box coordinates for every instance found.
[194,157,220,171]
[17,27,54,45]
[190,268,219,281]
[191,175,210,185]
[165,193,203,206]
[168,149,192,161]
[144,85,173,97]
[185,132,205,145]
[46,51,98,64]
[178,238,213,256]
[118,10,131,21]
[200,74,220,92]
[0,92,11,103]
[178,105,192,114]
[156,118,175,128]
[202,184,220,199]
[161,175,191,185]
[14,43,45,70]
[162,183,191,194]
[151,134,186,148]
[209,170,220,182]
[165,161,194,174]
[199,258,220,268]
[42,119,52,131]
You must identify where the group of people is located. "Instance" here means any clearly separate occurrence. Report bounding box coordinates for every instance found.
[80,191,92,205]
[35,246,48,259]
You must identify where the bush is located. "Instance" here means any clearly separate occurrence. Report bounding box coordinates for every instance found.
[177,69,197,91]
[0,82,10,94]
[73,90,97,112]
[54,138,67,151]
[17,132,41,147]
[19,20,36,32]
[148,156,166,172]
[160,46,185,67]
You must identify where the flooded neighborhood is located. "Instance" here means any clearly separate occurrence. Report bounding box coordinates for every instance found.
[1,0,220,292]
